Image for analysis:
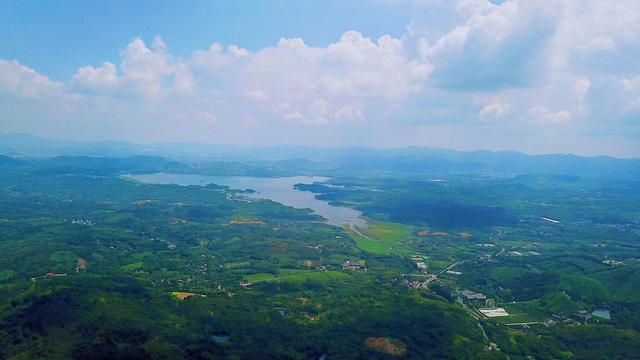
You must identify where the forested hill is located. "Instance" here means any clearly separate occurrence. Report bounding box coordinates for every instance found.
[1,133,639,178]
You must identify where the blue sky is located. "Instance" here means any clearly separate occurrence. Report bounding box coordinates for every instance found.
[1,0,639,157]
[0,0,411,80]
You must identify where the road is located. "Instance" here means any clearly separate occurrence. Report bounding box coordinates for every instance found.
[437,260,466,276]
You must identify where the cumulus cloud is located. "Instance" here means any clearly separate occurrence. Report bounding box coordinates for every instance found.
[71,61,118,92]
[190,31,430,124]
[191,43,249,69]
[0,59,63,98]
[65,32,429,124]
[418,1,557,90]
[71,37,193,98]
[1,0,640,156]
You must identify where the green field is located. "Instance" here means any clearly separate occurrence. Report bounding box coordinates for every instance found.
[0,156,639,359]
[120,262,144,272]
[345,221,414,255]
[245,270,349,283]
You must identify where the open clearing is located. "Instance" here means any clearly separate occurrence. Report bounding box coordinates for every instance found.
[364,337,407,356]
[346,222,413,255]
[494,303,547,324]
[170,292,200,300]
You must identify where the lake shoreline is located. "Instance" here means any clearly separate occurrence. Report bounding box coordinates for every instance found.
[124,173,368,228]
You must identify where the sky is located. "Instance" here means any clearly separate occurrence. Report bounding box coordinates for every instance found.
[0,0,639,157]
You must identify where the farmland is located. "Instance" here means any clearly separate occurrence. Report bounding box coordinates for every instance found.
[0,155,638,358]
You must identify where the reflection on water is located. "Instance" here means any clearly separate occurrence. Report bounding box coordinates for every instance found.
[126,173,367,228]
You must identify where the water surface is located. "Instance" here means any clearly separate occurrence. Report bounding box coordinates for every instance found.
[127,173,367,228]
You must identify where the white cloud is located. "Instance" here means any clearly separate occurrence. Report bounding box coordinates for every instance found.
[242,90,267,101]
[119,37,178,98]
[0,59,63,98]
[65,31,430,124]
[575,77,591,103]
[2,0,640,156]
[71,37,193,98]
[173,63,194,94]
[335,104,364,121]
[621,76,640,92]
[191,30,430,124]
[419,1,559,90]
[71,61,118,92]
[625,97,640,112]
[178,109,217,124]
[525,106,571,125]
[191,43,249,69]
[478,102,509,120]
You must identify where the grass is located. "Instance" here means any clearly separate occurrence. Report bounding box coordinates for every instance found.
[496,302,548,324]
[493,291,577,325]
[49,251,77,264]
[278,268,310,276]
[224,261,250,269]
[345,221,414,255]
[120,262,144,272]
[0,270,16,282]
[429,260,451,271]
[535,291,579,314]
[244,273,277,282]
[488,266,530,283]
[559,274,609,303]
[244,270,349,283]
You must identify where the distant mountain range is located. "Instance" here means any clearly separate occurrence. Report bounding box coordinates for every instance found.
[1,133,639,178]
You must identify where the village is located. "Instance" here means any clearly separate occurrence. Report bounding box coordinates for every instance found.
[398,246,616,334]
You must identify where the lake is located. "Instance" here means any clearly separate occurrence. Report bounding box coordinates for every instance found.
[126,173,367,228]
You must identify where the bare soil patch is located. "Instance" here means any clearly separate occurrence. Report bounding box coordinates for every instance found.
[365,337,407,356]
[170,292,200,300]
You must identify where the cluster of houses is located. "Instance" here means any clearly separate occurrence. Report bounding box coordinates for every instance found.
[227,193,257,203]
[343,259,364,271]
[410,255,429,272]
[603,259,623,266]
[404,278,429,289]
[460,289,487,302]
[402,255,436,289]
[168,218,188,225]
[70,218,94,226]
[76,258,87,272]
